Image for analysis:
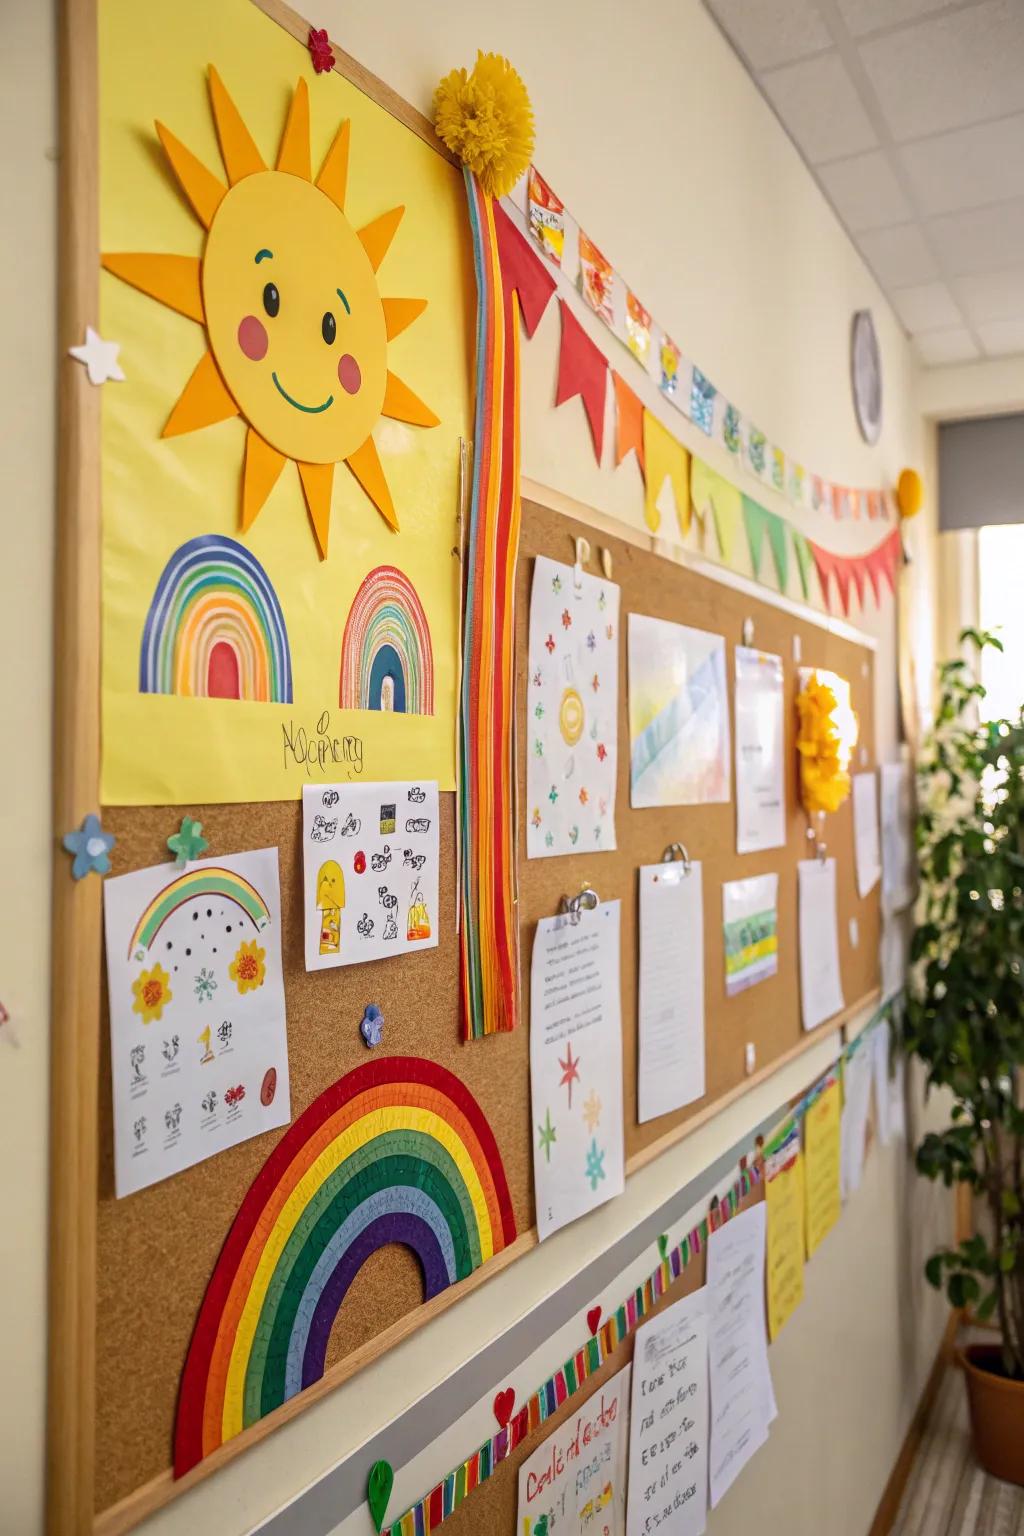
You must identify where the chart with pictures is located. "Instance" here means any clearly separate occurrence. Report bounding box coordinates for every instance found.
[102,848,290,1198]
[301,781,440,970]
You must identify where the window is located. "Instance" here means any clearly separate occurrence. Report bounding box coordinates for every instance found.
[978,524,1024,722]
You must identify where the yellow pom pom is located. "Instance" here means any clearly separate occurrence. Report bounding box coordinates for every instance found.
[897,467,923,520]
[796,673,851,816]
[434,51,534,199]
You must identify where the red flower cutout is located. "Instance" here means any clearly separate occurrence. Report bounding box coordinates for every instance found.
[307,26,335,74]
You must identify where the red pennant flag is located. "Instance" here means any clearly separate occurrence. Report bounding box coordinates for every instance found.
[494,204,556,338]
[849,556,867,610]
[833,557,853,615]
[611,370,645,476]
[865,549,882,606]
[556,300,608,462]
[882,529,900,592]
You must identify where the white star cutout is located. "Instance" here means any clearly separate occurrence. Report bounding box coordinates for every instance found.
[68,326,125,385]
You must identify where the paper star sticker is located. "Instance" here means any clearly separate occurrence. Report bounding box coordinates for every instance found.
[62,813,115,880]
[68,326,125,385]
[585,1138,606,1191]
[537,1108,557,1163]
[167,815,208,867]
[558,1042,581,1109]
[582,1089,602,1132]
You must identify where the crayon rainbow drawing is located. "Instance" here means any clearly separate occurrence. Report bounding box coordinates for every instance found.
[339,565,434,715]
[127,865,271,961]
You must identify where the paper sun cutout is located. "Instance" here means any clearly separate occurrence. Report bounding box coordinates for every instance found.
[68,326,125,385]
[167,815,209,867]
[102,67,438,560]
[63,813,116,880]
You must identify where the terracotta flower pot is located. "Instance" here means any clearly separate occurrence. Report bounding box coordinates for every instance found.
[959,1344,1024,1486]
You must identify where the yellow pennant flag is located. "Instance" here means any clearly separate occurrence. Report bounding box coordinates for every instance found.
[691,456,743,563]
[642,410,690,536]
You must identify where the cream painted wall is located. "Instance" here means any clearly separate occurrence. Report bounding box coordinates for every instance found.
[0,2,952,1534]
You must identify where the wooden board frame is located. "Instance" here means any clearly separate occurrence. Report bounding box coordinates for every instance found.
[48,2,880,1531]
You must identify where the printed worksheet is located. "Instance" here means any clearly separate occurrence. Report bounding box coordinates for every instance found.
[531,901,625,1239]
[797,858,845,1030]
[627,1287,710,1536]
[103,848,290,1197]
[706,1204,775,1508]
[518,1363,632,1536]
[637,860,705,1122]
[734,646,785,853]
[301,781,439,970]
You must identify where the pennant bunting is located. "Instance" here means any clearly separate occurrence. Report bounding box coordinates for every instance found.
[643,410,689,535]
[611,370,645,476]
[765,508,790,591]
[692,457,741,563]
[494,205,556,337]
[742,494,769,576]
[791,528,813,600]
[555,300,608,462]
[690,366,716,436]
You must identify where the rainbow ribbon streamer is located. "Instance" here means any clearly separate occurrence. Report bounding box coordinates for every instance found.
[459,172,523,1038]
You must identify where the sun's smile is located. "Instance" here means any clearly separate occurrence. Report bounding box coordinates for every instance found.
[101,66,438,559]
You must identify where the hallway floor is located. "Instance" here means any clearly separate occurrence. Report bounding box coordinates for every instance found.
[892,1350,1024,1534]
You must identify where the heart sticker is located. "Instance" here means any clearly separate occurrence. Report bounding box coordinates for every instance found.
[587,1306,601,1336]
[493,1387,516,1428]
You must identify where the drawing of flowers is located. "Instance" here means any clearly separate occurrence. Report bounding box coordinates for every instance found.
[132,963,173,1024]
[534,738,544,757]
[545,831,554,848]
[549,786,559,804]
[229,939,266,995]
[591,674,600,692]
[551,574,562,593]
[579,787,589,805]
[545,634,556,654]
[193,967,217,1003]
[586,630,596,651]
[561,608,572,629]
[585,1139,606,1191]
[534,702,545,719]
[531,807,542,828]
[598,590,607,610]
[596,742,607,762]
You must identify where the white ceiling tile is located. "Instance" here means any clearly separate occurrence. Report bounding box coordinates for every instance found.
[760,52,879,163]
[899,114,1024,217]
[817,150,914,232]
[928,198,1024,276]
[859,0,1024,142]
[837,0,966,39]
[707,0,832,71]
[889,281,963,332]
[957,267,1024,324]
[976,317,1024,356]
[857,223,938,287]
[914,327,982,365]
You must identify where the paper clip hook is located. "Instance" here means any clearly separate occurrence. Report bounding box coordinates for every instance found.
[559,882,600,925]
[661,842,692,874]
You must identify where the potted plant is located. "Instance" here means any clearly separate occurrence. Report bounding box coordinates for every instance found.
[904,629,1024,1484]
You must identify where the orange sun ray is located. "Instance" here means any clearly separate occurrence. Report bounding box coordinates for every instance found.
[315,119,350,213]
[155,121,227,229]
[381,297,428,340]
[344,437,398,531]
[241,429,287,532]
[208,65,266,184]
[101,253,204,323]
[381,371,440,428]
[357,206,404,273]
[297,460,335,557]
[162,350,238,439]
[277,78,312,180]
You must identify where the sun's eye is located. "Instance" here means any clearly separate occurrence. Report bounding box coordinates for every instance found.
[262,282,280,318]
[321,311,337,346]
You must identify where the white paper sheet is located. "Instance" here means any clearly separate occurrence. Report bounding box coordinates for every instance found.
[638,861,705,1123]
[706,1204,775,1508]
[626,1287,710,1536]
[880,762,916,914]
[301,781,439,970]
[881,912,908,1000]
[840,1041,873,1199]
[722,874,779,997]
[871,1020,906,1146]
[527,556,620,858]
[852,771,882,898]
[628,614,731,808]
[103,848,290,1198]
[517,1362,632,1536]
[734,646,785,853]
[797,858,845,1030]
[531,901,625,1239]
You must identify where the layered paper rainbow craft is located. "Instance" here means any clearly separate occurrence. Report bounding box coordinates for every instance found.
[174,1056,517,1476]
[339,563,435,715]
[128,865,271,960]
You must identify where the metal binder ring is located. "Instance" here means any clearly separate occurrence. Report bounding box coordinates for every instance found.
[560,886,600,925]
[661,842,692,874]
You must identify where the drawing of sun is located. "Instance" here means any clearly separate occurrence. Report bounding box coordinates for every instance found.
[102,67,438,560]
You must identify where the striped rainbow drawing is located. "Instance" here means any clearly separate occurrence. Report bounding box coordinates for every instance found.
[339,564,434,715]
[139,534,293,704]
[128,866,271,960]
[174,1057,516,1475]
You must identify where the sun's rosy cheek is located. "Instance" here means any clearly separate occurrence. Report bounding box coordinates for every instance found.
[237,315,268,361]
[337,353,361,395]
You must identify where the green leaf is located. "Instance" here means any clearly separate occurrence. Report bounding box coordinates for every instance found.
[925,1255,944,1288]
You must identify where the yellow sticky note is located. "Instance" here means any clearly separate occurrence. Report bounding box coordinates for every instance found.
[804,1079,842,1258]
[766,1148,805,1339]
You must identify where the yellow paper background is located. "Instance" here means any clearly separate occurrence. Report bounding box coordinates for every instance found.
[803,1079,842,1258]
[99,0,472,803]
[765,1148,805,1339]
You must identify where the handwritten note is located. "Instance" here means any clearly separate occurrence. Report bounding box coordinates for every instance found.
[797,859,845,1030]
[531,902,625,1240]
[764,1124,805,1339]
[734,646,785,853]
[517,1363,632,1536]
[853,771,881,898]
[626,1288,709,1536]
[637,862,705,1123]
[706,1203,775,1508]
[804,1076,842,1257]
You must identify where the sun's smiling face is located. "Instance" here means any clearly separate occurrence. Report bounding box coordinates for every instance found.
[203,172,387,466]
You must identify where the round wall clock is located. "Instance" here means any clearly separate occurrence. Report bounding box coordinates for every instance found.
[851,309,883,445]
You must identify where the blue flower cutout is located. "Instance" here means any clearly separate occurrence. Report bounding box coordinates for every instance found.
[167,815,209,867]
[63,813,115,880]
[360,1004,384,1048]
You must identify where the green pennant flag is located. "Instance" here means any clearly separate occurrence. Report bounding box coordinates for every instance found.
[791,528,813,599]
[765,510,789,592]
[742,494,767,575]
